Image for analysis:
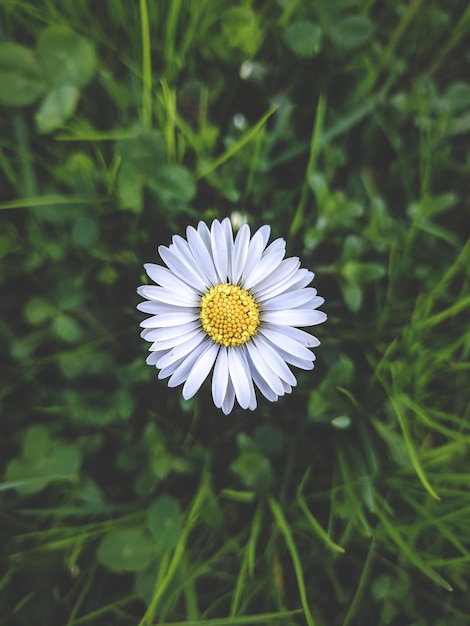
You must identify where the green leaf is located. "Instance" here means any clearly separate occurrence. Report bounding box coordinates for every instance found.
[5,440,81,495]
[308,391,333,421]
[253,425,285,455]
[329,15,373,50]
[220,488,256,502]
[24,297,53,326]
[284,21,322,58]
[116,131,167,176]
[222,6,258,30]
[0,470,50,494]
[97,529,156,572]
[23,426,50,460]
[236,432,258,453]
[45,445,81,476]
[231,451,272,493]
[342,260,386,282]
[117,162,143,212]
[35,85,80,134]
[331,415,352,429]
[52,313,83,343]
[329,356,354,385]
[342,234,364,258]
[341,280,362,312]
[114,389,135,421]
[147,495,182,550]
[72,216,99,247]
[150,448,177,480]
[444,82,470,112]
[0,43,46,107]
[221,7,263,56]
[407,193,459,220]
[149,165,196,202]
[37,25,97,88]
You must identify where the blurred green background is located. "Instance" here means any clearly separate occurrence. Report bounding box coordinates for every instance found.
[1,1,469,625]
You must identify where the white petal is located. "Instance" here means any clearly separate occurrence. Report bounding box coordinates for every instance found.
[221,217,234,278]
[259,327,315,361]
[227,348,255,410]
[140,312,198,328]
[257,224,271,248]
[287,269,314,291]
[140,320,200,342]
[310,296,325,310]
[261,288,318,311]
[182,342,219,399]
[171,235,216,286]
[221,217,234,242]
[231,223,250,284]
[158,245,208,292]
[137,301,197,315]
[281,380,293,394]
[253,335,297,386]
[137,300,157,314]
[150,328,204,352]
[243,238,286,290]
[262,309,327,327]
[249,362,279,402]
[252,258,301,300]
[146,351,162,365]
[222,379,236,415]
[140,328,154,341]
[211,220,229,282]
[137,285,199,307]
[246,341,284,395]
[240,225,270,284]
[186,226,219,285]
[157,331,206,370]
[197,220,212,250]
[212,346,229,408]
[278,350,315,370]
[262,334,315,370]
[165,339,210,385]
[144,264,198,296]
[263,323,320,348]
[261,237,285,259]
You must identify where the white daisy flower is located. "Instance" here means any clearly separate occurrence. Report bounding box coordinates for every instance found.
[137,218,326,415]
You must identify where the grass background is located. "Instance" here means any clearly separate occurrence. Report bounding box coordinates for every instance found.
[1,1,469,625]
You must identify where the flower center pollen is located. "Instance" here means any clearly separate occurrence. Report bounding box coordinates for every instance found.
[200,283,260,347]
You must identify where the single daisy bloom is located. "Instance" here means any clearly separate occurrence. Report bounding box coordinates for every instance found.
[137,218,326,414]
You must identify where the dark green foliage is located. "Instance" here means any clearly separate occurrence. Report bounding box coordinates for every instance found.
[1,1,469,625]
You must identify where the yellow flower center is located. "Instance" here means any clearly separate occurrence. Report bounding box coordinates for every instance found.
[199,283,260,347]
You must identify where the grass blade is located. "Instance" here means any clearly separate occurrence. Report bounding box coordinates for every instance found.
[269,498,316,626]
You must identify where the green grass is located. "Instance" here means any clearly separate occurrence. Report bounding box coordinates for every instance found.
[1,1,469,625]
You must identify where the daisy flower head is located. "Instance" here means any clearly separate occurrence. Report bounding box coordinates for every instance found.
[137,218,326,415]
